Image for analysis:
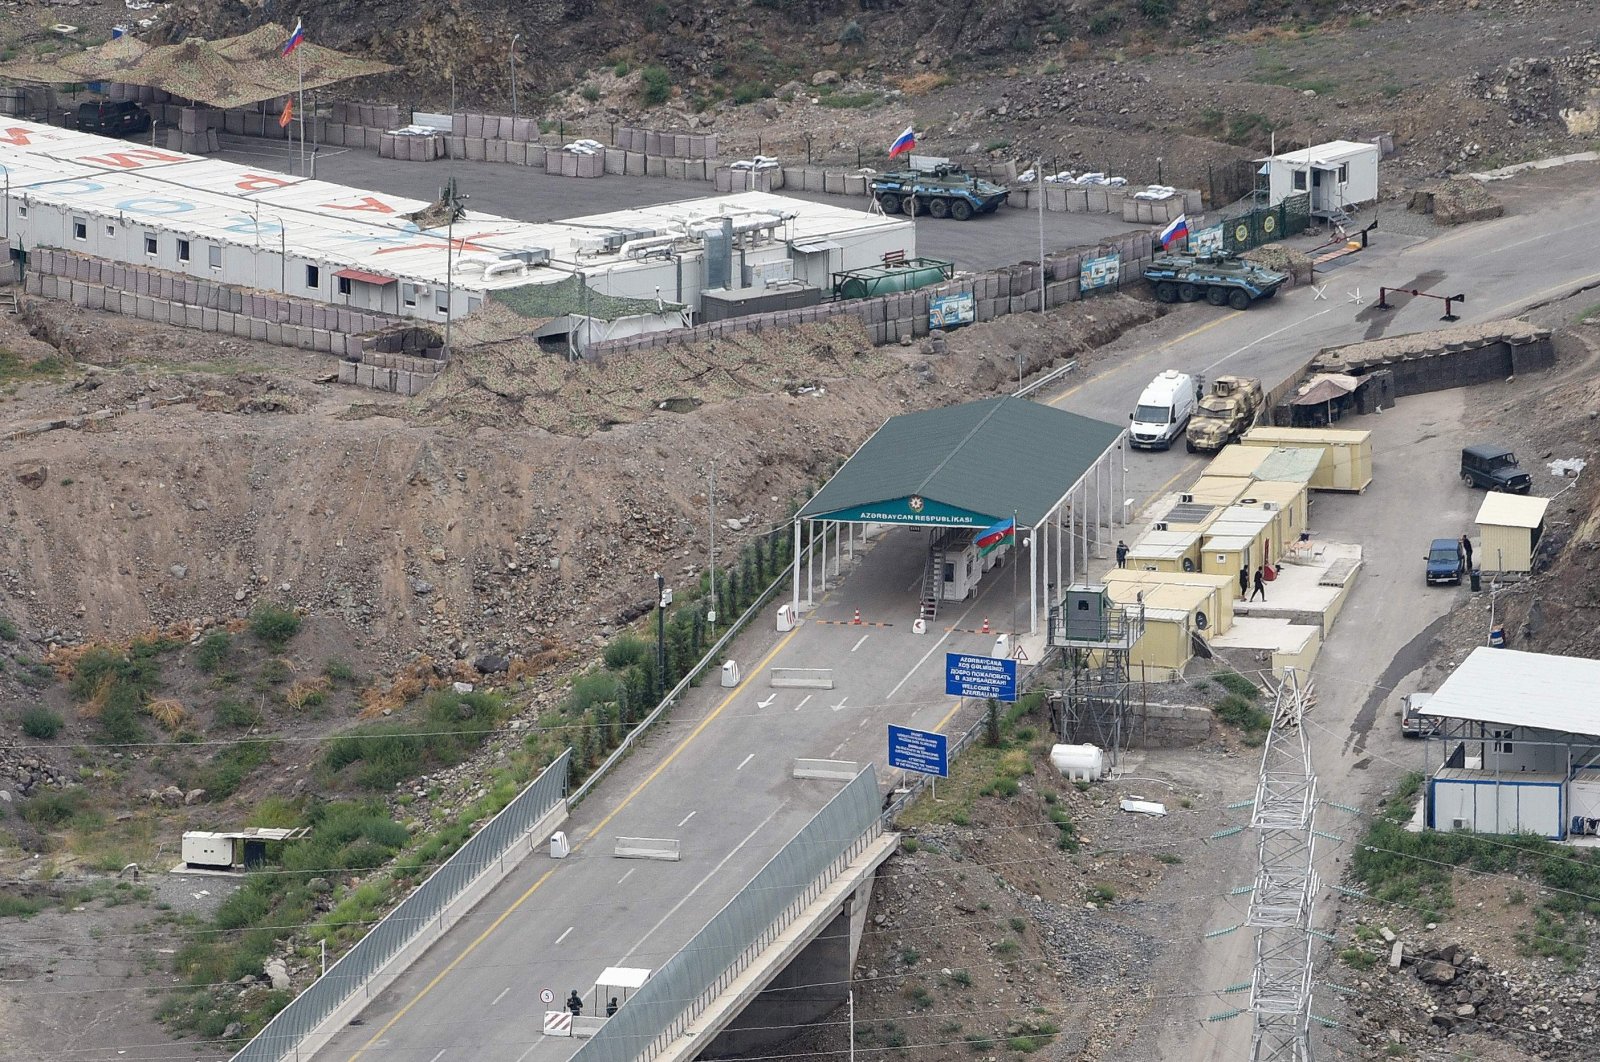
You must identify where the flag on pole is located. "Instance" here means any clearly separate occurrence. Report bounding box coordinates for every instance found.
[888,126,916,159]
[975,517,1015,556]
[280,18,306,57]
[278,97,294,128]
[1157,213,1190,250]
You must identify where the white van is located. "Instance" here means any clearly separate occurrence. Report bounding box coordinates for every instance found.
[1129,370,1198,450]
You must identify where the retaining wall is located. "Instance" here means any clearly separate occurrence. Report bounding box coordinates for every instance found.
[1128,703,1214,749]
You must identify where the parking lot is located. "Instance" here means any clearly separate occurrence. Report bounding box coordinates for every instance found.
[214,134,1142,272]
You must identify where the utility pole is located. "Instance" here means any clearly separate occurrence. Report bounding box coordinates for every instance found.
[1036,156,1047,314]
[1247,668,1319,1062]
[654,571,668,685]
[707,460,718,635]
[509,35,521,120]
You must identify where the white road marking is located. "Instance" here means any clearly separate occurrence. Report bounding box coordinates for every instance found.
[794,694,812,712]
[428,1051,446,1062]
[515,1043,541,1062]
[555,926,573,945]
[1203,307,1333,373]
[756,694,776,709]
[830,739,848,756]
[617,868,635,885]
[620,807,784,962]
[678,811,697,827]
[737,753,755,770]
[885,625,956,701]
[830,697,850,712]
[851,634,870,652]
[491,986,511,1006]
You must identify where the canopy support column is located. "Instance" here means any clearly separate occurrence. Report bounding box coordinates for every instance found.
[1028,522,1039,635]
[792,518,802,616]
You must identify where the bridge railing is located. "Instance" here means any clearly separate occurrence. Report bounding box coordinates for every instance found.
[230,750,571,1062]
[569,766,883,1062]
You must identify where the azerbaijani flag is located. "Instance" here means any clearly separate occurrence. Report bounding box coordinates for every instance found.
[280,18,306,57]
[888,126,916,159]
[1157,213,1189,250]
[975,517,1015,556]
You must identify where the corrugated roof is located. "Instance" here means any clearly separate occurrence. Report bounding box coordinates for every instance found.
[797,397,1124,527]
[1258,140,1379,167]
[1476,493,1549,529]
[1425,647,1600,735]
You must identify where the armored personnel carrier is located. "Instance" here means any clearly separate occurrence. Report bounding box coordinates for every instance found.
[869,165,1009,220]
[1143,252,1286,309]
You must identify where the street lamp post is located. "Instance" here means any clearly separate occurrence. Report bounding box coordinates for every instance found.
[510,35,521,120]
[654,572,669,686]
[707,461,718,635]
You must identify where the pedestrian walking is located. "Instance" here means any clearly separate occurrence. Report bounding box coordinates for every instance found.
[567,989,583,1017]
[1115,539,1129,568]
[606,997,619,1017]
[1239,566,1249,598]
[1460,533,1474,573]
[1250,567,1266,602]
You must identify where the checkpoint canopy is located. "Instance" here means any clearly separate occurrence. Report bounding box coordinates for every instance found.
[793,396,1127,633]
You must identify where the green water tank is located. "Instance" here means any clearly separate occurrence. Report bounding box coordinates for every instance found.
[837,260,951,301]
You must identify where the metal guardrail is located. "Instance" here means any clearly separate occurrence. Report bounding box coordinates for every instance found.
[1012,358,1078,400]
[569,767,883,1062]
[569,556,798,808]
[230,750,571,1062]
[881,650,1057,824]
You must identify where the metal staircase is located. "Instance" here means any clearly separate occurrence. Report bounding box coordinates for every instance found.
[919,537,946,621]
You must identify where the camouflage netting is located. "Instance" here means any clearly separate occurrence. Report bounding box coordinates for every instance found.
[490,276,680,323]
[0,23,392,109]
[423,315,897,437]
[1242,243,1313,284]
[1310,319,1550,373]
[1409,179,1506,226]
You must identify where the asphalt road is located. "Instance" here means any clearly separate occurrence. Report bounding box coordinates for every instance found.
[212,134,1140,272]
[316,529,1022,1062]
[310,162,1600,1062]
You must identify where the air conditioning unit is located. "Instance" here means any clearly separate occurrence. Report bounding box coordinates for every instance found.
[1180,493,1194,503]
[1153,522,1169,532]
[1451,818,1468,831]
[1263,502,1279,511]
[411,283,430,296]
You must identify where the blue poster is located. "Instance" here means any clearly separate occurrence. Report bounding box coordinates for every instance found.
[930,292,975,330]
[1080,252,1121,291]
[888,725,949,777]
[944,652,1018,702]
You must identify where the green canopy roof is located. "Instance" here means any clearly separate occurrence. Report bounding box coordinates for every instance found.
[799,396,1124,529]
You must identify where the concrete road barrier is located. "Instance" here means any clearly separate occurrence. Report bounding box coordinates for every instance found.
[792,759,860,782]
[770,668,834,689]
[615,837,681,861]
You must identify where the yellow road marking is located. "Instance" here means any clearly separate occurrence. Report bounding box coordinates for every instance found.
[348,622,808,1060]
[346,866,558,1060]
[584,624,804,842]
[1047,311,1240,407]
[934,699,965,733]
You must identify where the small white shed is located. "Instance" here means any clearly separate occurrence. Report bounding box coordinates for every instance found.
[1256,140,1380,214]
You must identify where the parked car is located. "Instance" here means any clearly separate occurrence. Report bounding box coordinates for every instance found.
[1400,691,1438,737]
[1425,538,1464,586]
[1460,443,1532,493]
[76,100,153,138]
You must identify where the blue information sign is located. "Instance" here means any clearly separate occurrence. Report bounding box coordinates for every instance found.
[888,725,949,778]
[944,652,1018,702]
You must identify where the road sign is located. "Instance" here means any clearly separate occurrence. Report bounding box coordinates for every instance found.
[944,652,1018,701]
[540,988,555,1004]
[889,725,948,778]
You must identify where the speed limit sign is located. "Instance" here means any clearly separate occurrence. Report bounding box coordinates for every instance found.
[540,988,555,1004]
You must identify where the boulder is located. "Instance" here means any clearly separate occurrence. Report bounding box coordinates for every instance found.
[1417,959,1458,985]
[264,958,290,991]
[15,464,47,489]
[811,70,842,86]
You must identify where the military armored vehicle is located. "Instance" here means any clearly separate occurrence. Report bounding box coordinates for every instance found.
[1143,252,1286,309]
[1185,375,1264,453]
[869,165,1009,220]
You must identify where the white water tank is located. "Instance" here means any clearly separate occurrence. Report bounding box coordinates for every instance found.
[1050,743,1105,783]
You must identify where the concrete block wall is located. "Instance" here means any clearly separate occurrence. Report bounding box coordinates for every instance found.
[1129,703,1214,749]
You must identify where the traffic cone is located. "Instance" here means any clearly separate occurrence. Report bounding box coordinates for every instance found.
[852,608,862,625]
[980,616,991,634]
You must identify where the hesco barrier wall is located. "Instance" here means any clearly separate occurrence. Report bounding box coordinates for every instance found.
[568,767,884,1062]
[587,230,1158,359]
[230,750,571,1062]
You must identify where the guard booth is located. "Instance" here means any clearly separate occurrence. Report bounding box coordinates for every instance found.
[1475,493,1550,574]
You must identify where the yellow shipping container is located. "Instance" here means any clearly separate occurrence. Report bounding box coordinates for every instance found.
[1240,427,1372,492]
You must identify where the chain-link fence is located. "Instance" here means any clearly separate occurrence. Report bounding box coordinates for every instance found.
[231,749,571,1062]
[569,766,883,1062]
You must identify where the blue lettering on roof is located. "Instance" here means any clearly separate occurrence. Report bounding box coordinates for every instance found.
[222,214,281,235]
[39,179,106,195]
[114,197,195,215]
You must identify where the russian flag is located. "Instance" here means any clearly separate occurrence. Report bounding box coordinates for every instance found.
[975,517,1015,556]
[888,126,916,159]
[280,18,306,57]
[1157,213,1189,250]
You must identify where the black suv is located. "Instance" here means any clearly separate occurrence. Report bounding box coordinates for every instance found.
[1460,444,1532,494]
[77,100,153,138]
